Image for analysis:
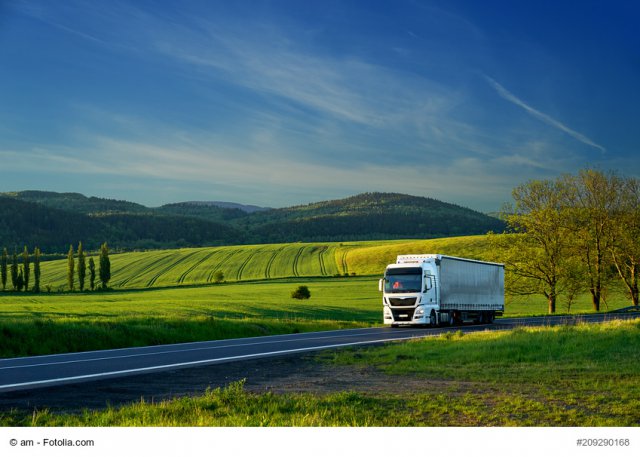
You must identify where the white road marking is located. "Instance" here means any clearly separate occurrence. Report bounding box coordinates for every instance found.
[2,313,635,392]
[0,328,418,371]
[0,326,398,362]
[0,334,429,391]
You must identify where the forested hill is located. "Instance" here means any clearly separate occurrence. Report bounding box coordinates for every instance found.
[0,191,504,252]
[0,196,241,253]
[2,190,149,215]
[238,192,505,243]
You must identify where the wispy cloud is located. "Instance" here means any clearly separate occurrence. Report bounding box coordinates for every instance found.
[3,1,625,212]
[484,75,606,153]
[156,23,457,130]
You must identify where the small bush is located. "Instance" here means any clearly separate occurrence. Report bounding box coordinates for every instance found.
[212,270,224,283]
[291,285,311,300]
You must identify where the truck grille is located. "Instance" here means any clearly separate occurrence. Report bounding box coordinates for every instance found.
[389,297,417,307]
[391,308,415,321]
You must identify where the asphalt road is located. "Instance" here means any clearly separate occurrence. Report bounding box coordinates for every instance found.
[1,311,638,394]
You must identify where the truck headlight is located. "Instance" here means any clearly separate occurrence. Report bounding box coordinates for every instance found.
[414,307,425,316]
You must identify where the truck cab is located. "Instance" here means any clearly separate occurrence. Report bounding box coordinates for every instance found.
[379,254,504,327]
[379,258,438,327]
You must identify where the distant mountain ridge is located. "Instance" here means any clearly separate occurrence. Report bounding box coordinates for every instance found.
[2,190,149,215]
[0,190,505,252]
[179,201,270,213]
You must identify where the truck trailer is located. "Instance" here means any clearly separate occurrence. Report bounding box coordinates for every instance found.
[379,254,504,327]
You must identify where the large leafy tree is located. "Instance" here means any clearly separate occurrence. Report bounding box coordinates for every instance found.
[565,170,624,311]
[609,177,640,307]
[496,178,575,314]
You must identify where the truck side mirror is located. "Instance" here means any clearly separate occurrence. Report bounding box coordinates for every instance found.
[378,278,384,292]
[424,276,432,291]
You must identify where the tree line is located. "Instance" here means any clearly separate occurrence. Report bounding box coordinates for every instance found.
[1,242,111,293]
[492,169,640,313]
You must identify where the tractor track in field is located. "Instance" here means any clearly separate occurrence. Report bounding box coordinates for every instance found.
[292,246,305,277]
[116,253,173,288]
[177,250,219,284]
[146,250,202,287]
[318,246,328,276]
[236,249,262,281]
[341,251,349,275]
[264,246,286,279]
[206,250,239,283]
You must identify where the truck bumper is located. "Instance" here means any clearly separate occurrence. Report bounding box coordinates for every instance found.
[385,305,431,326]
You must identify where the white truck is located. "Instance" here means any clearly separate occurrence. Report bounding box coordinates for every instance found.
[379,254,504,327]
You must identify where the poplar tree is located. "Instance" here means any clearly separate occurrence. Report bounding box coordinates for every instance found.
[33,247,41,293]
[67,244,75,291]
[1,248,7,291]
[10,250,18,291]
[22,246,30,292]
[16,266,24,292]
[99,243,111,289]
[88,257,96,291]
[77,242,86,292]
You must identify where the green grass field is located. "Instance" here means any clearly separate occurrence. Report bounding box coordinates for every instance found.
[0,274,629,358]
[3,319,638,426]
[0,235,633,357]
[0,277,378,357]
[37,236,491,290]
[2,235,637,427]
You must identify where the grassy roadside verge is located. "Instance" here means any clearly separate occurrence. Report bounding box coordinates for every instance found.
[0,277,379,358]
[0,316,366,358]
[3,319,639,426]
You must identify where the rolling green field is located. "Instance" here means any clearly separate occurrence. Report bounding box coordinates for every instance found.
[2,235,637,427]
[0,234,632,357]
[4,319,639,426]
[0,277,378,357]
[37,236,492,290]
[0,274,626,358]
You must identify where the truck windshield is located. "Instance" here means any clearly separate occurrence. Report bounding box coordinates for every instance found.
[384,267,422,293]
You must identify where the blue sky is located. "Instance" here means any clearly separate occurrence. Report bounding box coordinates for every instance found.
[1,0,638,211]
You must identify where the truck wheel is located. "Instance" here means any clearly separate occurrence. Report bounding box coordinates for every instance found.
[429,310,437,327]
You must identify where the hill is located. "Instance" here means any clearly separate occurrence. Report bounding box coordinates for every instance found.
[0,191,504,252]
[36,235,492,289]
[238,192,505,243]
[179,201,270,213]
[0,196,241,252]
[0,196,104,253]
[1,190,149,215]
[156,202,248,222]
